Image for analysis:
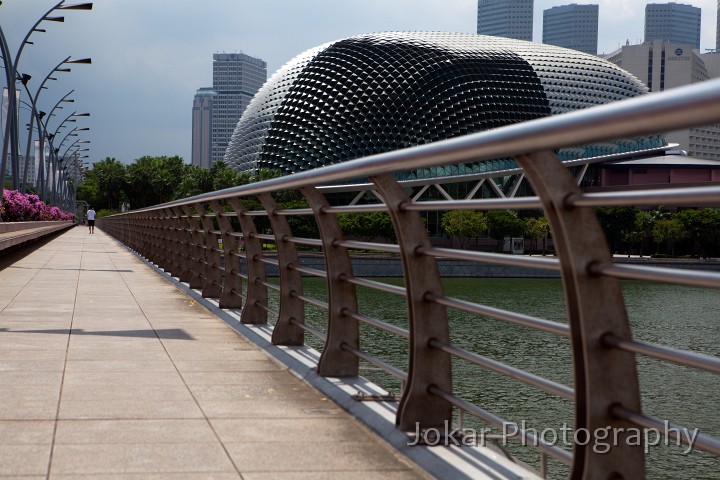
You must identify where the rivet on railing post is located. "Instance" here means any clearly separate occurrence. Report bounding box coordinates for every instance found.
[300,185,359,377]
[514,150,644,479]
[370,173,452,431]
[257,192,304,345]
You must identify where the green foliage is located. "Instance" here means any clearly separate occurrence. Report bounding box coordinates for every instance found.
[652,218,686,256]
[91,157,127,210]
[524,216,549,253]
[595,206,639,252]
[337,211,396,242]
[486,210,524,243]
[440,210,486,247]
[675,208,720,256]
[95,209,119,218]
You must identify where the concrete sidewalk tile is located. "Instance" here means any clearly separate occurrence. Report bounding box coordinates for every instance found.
[173,359,278,372]
[241,472,420,480]
[199,399,340,419]
[50,474,242,479]
[58,398,205,420]
[0,371,63,385]
[210,417,369,444]
[0,445,51,476]
[226,441,410,472]
[63,371,184,386]
[50,443,236,474]
[55,419,217,444]
[64,360,176,372]
[188,383,323,402]
[180,371,306,386]
[0,420,55,444]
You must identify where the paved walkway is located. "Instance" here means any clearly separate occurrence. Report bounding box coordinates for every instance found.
[0,226,424,479]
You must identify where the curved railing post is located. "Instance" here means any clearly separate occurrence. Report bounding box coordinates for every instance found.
[209,200,243,309]
[300,186,359,377]
[370,174,453,430]
[257,192,305,345]
[197,203,223,298]
[227,197,268,324]
[515,151,644,479]
[180,204,204,289]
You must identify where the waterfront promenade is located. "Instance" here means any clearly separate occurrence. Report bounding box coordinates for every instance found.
[0,226,426,479]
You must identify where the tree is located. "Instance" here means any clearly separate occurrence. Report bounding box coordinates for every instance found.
[440,210,487,248]
[524,216,549,254]
[653,218,686,256]
[675,208,720,258]
[623,210,654,257]
[126,156,186,208]
[337,211,396,242]
[92,157,127,210]
[595,206,639,253]
[485,210,524,251]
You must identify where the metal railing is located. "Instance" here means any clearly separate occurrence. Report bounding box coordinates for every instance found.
[98,79,720,479]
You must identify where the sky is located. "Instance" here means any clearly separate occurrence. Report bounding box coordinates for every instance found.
[2,0,718,166]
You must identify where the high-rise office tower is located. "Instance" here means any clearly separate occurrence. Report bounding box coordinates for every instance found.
[645,3,701,49]
[210,53,266,166]
[543,4,599,55]
[477,0,533,41]
[191,87,215,169]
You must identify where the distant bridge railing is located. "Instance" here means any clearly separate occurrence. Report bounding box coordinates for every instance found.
[98,79,720,479]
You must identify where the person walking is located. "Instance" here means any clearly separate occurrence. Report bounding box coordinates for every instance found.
[87,207,96,234]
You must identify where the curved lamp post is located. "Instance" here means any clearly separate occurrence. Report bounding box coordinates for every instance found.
[40,111,89,201]
[17,55,90,192]
[0,0,92,212]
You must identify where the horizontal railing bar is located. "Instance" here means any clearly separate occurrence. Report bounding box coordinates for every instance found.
[252,234,275,241]
[426,293,570,337]
[288,265,327,278]
[257,279,281,291]
[589,262,720,289]
[342,309,410,339]
[568,185,720,208]
[429,385,573,465]
[230,288,246,299]
[288,264,328,278]
[219,211,238,217]
[423,247,560,271]
[428,339,574,400]
[404,197,543,211]
[321,204,388,214]
[289,318,326,341]
[275,208,314,216]
[106,79,720,214]
[229,251,247,259]
[242,210,269,216]
[254,301,278,316]
[256,257,279,266]
[285,237,323,247]
[341,343,408,381]
[290,291,329,310]
[343,276,407,297]
[336,240,401,254]
[611,405,720,456]
[603,334,720,373]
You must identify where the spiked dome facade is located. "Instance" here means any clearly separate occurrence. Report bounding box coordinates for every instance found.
[224,32,666,179]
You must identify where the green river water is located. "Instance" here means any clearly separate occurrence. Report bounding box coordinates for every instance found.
[268,278,719,479]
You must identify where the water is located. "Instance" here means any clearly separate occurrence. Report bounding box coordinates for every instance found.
[269,277,720,479]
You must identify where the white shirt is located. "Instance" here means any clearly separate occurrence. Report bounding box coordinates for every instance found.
[87,209,96,220]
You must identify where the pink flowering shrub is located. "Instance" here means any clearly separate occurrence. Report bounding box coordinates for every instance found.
[1,189,75,222]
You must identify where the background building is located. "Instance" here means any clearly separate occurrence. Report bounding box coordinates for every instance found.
[225,32,664,178]
[191,87,214,169]
[605,40,720,159]
[543,3,599,55]
[477,0,533,41]
[191,53,266,168]
[645,2,701,49]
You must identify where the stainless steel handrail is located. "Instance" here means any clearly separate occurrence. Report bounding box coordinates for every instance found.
[98,79,720,479]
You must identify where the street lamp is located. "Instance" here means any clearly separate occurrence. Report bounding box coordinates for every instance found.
[0,0,92,211]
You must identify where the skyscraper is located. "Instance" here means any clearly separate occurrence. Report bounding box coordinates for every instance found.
[543,4,599,55]
[191,87,215,169]
[716,0,719,51]
[645,3,701,49]
[210,53,266,166]
[477,0,533,41]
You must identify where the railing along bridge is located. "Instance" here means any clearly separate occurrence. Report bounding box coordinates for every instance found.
[98,79,720,479]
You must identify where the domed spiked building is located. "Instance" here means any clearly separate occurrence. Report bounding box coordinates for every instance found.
[224,32,666,180]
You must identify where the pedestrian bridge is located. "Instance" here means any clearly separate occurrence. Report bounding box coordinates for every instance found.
[3,80,720,479]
